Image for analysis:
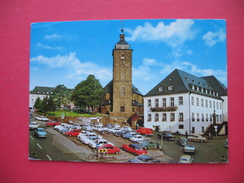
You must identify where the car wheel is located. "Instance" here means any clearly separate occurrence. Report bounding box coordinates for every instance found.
[115,151,119,155]
[69,134,72,137]
[144,146,148,150]
[133,152,137,156]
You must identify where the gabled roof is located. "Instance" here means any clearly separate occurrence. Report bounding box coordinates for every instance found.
[104,80,143,96]
[145,69,227,99]
[30,86,55,95]
[201,76,227,96]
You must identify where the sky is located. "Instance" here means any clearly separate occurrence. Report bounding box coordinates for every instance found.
[30,19,227,95]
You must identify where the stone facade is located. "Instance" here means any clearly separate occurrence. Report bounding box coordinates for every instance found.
[101,31,144,119]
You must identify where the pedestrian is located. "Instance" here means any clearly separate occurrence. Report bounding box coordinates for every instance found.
[185,131,188,139]
[221,155,226,163]
[208,132,211,139]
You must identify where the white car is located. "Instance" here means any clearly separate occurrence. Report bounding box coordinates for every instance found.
[88,139,113,149]
[184,144,196,154]
[77,132,102,142]
[130,135,145,143]
[82,135,99,144]
[29,122,39,129]
[179,155,194,163]
[120,126,132,132]
[35,116,49,121]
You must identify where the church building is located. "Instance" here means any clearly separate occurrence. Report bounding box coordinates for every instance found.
[101,30,143,121]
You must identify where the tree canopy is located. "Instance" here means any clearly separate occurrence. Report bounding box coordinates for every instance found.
[71,75,104,111]
[52,84,72,108]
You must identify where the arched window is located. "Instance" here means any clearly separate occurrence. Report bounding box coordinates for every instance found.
[121,86,125,96]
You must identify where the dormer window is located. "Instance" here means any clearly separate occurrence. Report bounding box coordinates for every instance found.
[168,85,173,90]
[121,54,125,59]
[159,87,163,92]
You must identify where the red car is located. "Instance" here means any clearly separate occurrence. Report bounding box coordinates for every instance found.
[121,144,148,156]
[46,121,61,127]
[65,129,81,136]
[97,144,121,154]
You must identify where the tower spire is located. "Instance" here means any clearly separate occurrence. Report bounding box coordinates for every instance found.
[120,20,124,33]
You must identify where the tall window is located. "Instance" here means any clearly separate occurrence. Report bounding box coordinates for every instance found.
[162,113,167,121]
[202,113,204,121]
[162,98,166,107]
[210,101,212,108]
[206,100,208,108]
[170,113,175,121]
[201,99,204,107]
[155,113,159,122]
[206,114,209,121]
[148,114,151,121]
[120,106,125,112]
[170,97,174,107]
[178,96,183,105]
[192,97,194,105]
[197,98,199,106]
[155,99,159,107]
[197,113,200,121]
[148,99,151,107]
[121,86,125,96]
[192,113,195,121]
[179,113,184,121]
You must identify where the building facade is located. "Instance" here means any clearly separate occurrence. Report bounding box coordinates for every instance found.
[101,30,143,118]
[29,86,55,109]
[144,69,227,135]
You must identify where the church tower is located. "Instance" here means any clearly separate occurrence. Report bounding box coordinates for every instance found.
[112,29,133,117]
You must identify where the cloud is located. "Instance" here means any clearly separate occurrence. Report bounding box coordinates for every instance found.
[125,19,195,48]
[202,29,226,47]
[37,43,53,50]
[45,34,62,40]
[30,52,112,83]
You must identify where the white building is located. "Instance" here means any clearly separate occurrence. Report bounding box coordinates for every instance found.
[29,86,55,109]
[143,69,228,135]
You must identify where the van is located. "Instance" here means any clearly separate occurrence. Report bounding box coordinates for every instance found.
[136,127,153,136]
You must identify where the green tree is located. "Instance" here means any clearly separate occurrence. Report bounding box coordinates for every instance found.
[52,84,71,108]
[42,97,50,115]
[71,75,104,112]
[34,97,42,112]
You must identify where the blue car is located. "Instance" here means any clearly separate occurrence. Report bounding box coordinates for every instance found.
[122,132,137,139]
[34,128,47,138]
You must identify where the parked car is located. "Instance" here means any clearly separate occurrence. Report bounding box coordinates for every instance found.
[113,130,130,137]
[35,116,49,121]
[130,135,145,143]
[135,155,161,163]
[29,122,39,130]
[34,128,47,138]
[184,144,196,154]
[64,129,81,136]
[136,127,153,136]
[188,135,207,143]
[82,135,100,145]
[97,144,120,154]
[89,139,113,149]
[122,131,137,139]
[179,155,194,163]
[121,144,148,156]
[77,132,101,142]
[176,137,188,146]
[139,141,161,150]
[157,131,175,141]
[46,121,61,127]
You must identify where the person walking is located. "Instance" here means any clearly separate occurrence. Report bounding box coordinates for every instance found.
[185,131,188,139]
